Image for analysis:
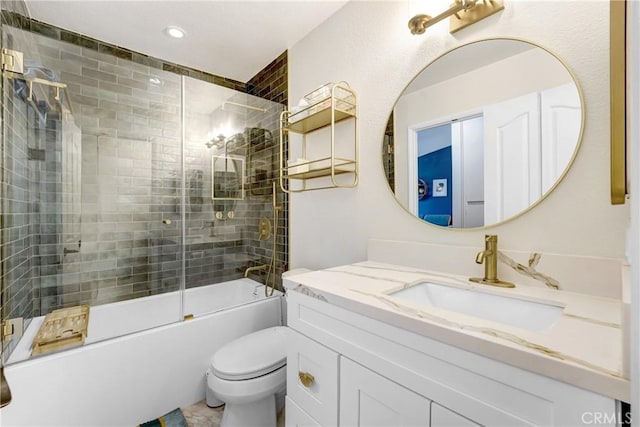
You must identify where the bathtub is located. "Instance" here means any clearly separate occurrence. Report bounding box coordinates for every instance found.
[1,278,284,427]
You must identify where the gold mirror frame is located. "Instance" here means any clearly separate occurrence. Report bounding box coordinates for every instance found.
[610,0,627,204]
[383,37,586,230]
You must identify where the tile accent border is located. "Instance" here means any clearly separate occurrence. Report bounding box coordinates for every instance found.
[0,10,247,91]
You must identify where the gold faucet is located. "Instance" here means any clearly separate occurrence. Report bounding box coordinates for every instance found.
[244,264,268,278]
[469,235,515,288]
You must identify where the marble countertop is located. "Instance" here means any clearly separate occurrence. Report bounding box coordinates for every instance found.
[284,261,629,402]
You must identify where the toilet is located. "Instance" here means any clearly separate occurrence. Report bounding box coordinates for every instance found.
[206,326,288,427]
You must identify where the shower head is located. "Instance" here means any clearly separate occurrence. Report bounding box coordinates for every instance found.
[206,135,225,149]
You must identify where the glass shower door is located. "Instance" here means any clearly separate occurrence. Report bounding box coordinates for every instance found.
[182,76,285,318]
[0,4,13,406]
[0,23,88,362]
[0,22,186,364]
[0,15,46,365]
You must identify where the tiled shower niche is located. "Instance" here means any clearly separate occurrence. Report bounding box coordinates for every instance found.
[0,23,285,343]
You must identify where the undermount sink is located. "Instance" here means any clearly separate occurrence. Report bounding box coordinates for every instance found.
[389,282,564,332]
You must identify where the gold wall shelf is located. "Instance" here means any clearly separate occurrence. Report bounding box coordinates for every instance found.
[286,105,355,134]
[284,158,356,180]
[31,305,90,356]
[280,81,358,193]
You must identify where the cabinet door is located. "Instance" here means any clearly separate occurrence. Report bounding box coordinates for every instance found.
[287,329,339,426]
[286,396,322,427]
[431,402,481,427]
[339,357,430,426]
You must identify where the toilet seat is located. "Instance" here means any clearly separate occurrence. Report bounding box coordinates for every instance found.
[211,326,287,381]
[208,364,286,405]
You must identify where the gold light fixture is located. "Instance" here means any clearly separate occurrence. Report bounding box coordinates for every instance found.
[408,0,505,35]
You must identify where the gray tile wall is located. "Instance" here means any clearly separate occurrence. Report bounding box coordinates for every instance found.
[1,21,49,357]
[247,51,289,290]
[1,76,40,323]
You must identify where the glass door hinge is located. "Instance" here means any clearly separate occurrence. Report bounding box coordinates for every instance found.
[1,49,24,73]
[2,318,24,340]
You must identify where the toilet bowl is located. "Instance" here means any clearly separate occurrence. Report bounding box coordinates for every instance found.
[206,326,288,427]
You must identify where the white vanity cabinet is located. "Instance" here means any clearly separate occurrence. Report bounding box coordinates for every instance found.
[286,397,323,427]
[285,289,618,427]
[340,357,431,426]
[431,403,481,427]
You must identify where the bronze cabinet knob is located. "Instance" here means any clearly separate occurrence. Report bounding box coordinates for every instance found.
[298,371,315,388]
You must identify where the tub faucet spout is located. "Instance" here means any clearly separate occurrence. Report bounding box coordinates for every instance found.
[469,235,515,288]
[244,264,267,278]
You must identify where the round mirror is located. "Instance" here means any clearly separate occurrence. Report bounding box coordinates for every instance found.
[383,38,583,229]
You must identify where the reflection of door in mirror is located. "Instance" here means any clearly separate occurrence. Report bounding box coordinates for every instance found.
[484,83,580,224]
[411,116,484,228]
[455,116,484,228]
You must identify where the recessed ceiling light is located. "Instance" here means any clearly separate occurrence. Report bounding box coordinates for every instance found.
[164,26,186,39]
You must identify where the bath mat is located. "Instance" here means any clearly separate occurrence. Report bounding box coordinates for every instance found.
[138,408,188,427]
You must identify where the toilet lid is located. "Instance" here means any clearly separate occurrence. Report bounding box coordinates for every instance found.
[211,326,288,381]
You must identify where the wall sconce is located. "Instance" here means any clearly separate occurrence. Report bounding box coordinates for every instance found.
[408,0,505,35]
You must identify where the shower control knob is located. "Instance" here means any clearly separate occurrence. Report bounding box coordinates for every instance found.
[162,219,172,225]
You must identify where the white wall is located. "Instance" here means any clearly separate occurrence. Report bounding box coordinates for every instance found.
[289,1,628,278]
